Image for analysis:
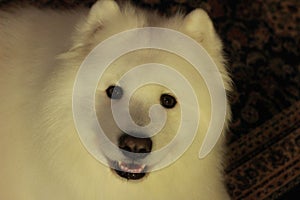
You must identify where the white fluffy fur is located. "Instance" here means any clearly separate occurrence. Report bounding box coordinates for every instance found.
[0,1,231,199]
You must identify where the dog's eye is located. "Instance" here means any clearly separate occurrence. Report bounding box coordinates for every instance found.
[160,94,177,109]
[106,85,123,99]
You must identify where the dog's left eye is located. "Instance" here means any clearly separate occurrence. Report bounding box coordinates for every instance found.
[106,85,123,99]
[160,94,177,109]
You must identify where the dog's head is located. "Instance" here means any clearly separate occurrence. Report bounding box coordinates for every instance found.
[55,0,231,182]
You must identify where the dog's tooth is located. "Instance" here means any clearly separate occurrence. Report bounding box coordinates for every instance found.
[118,161,122,167]
[117,161,146,173]
[119,162,126,171]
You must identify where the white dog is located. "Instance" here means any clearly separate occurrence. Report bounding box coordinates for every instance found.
[0,0,231,199]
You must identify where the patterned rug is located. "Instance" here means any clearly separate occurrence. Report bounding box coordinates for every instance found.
[1,0,299,199]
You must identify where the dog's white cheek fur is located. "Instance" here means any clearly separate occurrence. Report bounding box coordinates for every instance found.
[0,1,231,199]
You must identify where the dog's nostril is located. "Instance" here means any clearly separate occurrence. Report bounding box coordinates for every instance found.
[138,148,147,153]
[118,134,152,159]
[122,146,132,152]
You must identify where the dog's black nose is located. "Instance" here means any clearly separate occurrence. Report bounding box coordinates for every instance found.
[118,133,152,159]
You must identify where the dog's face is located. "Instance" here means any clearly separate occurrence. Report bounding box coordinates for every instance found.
[95,51,183,180]
[93,46,216,180]
[45,0,230,187]
[67,0,227,181]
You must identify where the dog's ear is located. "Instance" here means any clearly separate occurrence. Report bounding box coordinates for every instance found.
[88,0,120,26]
[182,9,216,43]
[72,0,121,47]
[182,9,223,56]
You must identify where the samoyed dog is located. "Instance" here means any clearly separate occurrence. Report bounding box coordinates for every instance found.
[0,0,231,199]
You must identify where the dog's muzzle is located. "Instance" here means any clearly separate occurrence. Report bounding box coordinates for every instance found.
[113,133,152,180]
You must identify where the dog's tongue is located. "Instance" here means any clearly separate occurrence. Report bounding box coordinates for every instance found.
[118,161,146,173]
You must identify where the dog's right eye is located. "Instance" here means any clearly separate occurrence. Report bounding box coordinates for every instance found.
[106,85,123,99]
[160,94,177,109]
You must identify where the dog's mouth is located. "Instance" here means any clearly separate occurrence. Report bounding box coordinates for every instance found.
[108,133,152,180]
[112,161,147,180]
